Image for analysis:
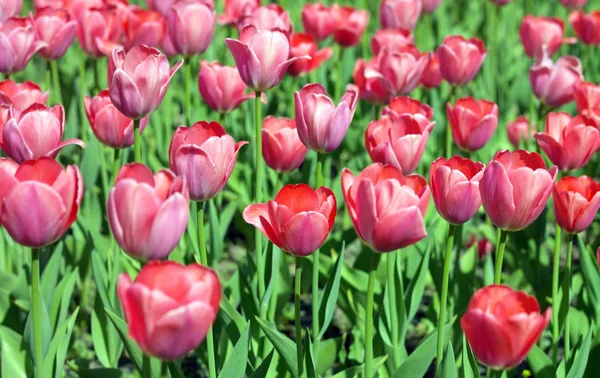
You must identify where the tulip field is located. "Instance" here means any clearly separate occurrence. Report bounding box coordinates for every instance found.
[3,0,600,377]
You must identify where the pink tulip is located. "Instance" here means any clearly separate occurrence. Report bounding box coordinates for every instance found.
[198,61,254,114]
[294,83,358,153]
[0,103,84,163]
[436,35,487,86]
[301,3,334,42]
[243,184,336,256]
[108,45,182,119]
[353,57,391,105]
[479,150,558,231]
[365,110,435,174]
[534,112,600,171]
[422,0,442,13]
[238,4,292,34]
[430,156,485,225]
[447,97,499,152]
[85,90,148,149]
[145,0,175,16]
[31,7,77,60]
[108,163,189,260]
[262,116,308,173]
[330,4,369,47]
[0,17,46,74]
[569,10,600,45]
[380,0,422,30]
[369,46,431,97]
[288,33,332,77]
[529,55,583,108]
[574,81,600,126]
[0,157,83,247]
[218,0,259,26]
[0,79,48,112]
[167,1,215,56]
[123,7,165,50]
[342,163,430,252]
[226,25,307,92]
[507,116,533,147]
[169,121,247,202]
[561,0,588,8]
[117,261,221,360]
[0,0,22,23]
[553,176,600,234]
[382,96,433,119]
[421,54,443,88]
[371,29,414,55]
[74,4,121,57]
[520,16,569,60]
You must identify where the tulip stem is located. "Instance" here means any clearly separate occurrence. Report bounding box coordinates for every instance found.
[45,61,52,100]
[133,119,141,162]
[79,56,87,143]
[184,60,192,125]
[445,86,457,158]
[365,252,381,378]
[254,92,266,304]
[563,233,574,361]
[142,354,151,378]
[551,224,561,364]
[312,152,323,368]
[437,224,457,367]
[294,256,304,378]
[493,229,508,284]
[50,60,63,104]
[387,251,401,368]
[31,248,43,378]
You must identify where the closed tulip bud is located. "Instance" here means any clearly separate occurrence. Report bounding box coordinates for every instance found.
[117,261,221,360]
[365,111,435,174]
[447,97,498,152]
[480,150,558,231]
[422,0,442,14]
[198,61,254,114]
[520,16,568,60]
[0,17,46,74]
[380,0,421,30]
[108,163,189,260]
[530,55,583,108]
[0,80,48,113]
[288,33,332,77]
[382,96,433,119]
[353,57,391,105]
[123,7,165,50]
[461,285,551,370]
[507,116,533,147]
[574,82,600,126]
[169,121,247,202]
[330,5,369,47]
[561,0,587,8]
[85,90,148,149]
[218,0,259,26]
[74,4,121,58]
[553,176,600,234]
[371,29,414,55]
[239,4,292,33]
[167,1,215,56]
[262,116,308,173]
[145,0,175,16]
[430,156,485,225]
[421,54,443,88]
[108,45,182,119]
[342,163,429,252]
[437,36,487,86]
[0,157,83,248]
[1,0,22,23]
[301,3,334,42]
[294,83,358,153]
[569,10,600,45]
[535,112,600,171]
[466,235,493,258]
[0,103,84,163]
[243,184,336,256]
[226,25,307,92]
[31,8,77,61]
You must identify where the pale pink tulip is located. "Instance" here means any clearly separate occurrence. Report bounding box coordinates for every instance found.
[0,0,22,23]
[380,0,421,30]
[167,0,215,56]
[0,17,46,74]
[238,4,292,34]
[530,55,583,108]
[31,7,77,60]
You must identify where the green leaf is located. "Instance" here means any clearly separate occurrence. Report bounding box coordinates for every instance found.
[24,292,51,367]
[566,327,593,378]
[91,251,112,310]
[48,269,78,335]
[317,337,344,376]
[318,242,345,339]
[208,199,223,263]
[461,334,480,378]
[220,296,247,334]
[526,345,554,378]
[72,368,123,378]
[91,295,123,368]
[41,307,79,378]
[405,245,431,321]
[218,322,249,378]
[249,350,274,378]
[40,245,63,311]
[0,271,18,322]
[329,356,388,378]
[434,342,456,378]
[305,331,316,378]
[104,308,143,376]
[261,244,281,311]
[0,326,29,378]
[255,317,298,378]
[578,235,600,324]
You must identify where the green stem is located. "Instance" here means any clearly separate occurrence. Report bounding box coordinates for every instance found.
[99,146,109,207]
[31,248,43,378]
[295,256,304,378]
[312,152,323,367]
[45,61,51,101]
[365,253,381,378]
[437,224,457,367]
[563,233,574,361]
[50,60,63,104]
[446,87,457,159]
[493,229,508,285]
[93,58,101,92]
[184,60,192,125]
[387,251,401,368]
[551,224,561,364]
[255,93,265,303]
[198,203,216,378]
[335,46,344,101]
[133,119,141,162]
[79,57,87,143]
[142,354,151,378]
[112,149,121,183]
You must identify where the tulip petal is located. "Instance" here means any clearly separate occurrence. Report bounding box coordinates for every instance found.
[279,211,330,256]
[372,206,427,252]
[142,194,189,260]
[480,161,516,230]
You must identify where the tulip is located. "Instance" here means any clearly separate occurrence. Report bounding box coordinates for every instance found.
[330,4,369,47]
[561,0,588,8]
[466,235,493,258]
[145,0,175,16]
[0,103,84,163]
[243,184,336,256]
[117,261,221,360]
[226,25,306,92]
[0,79,48,112]
[353,57,391,105]
[534,112,600,171]
[569,10,600,45]
[553,176,600,234]
[108,45,182,119]
[0,0,22,23]
[370,29,414,55]
[0,17,46,74]
[218,0,259,26]
[166,1,215,56]
[373,46,431,97]
[436,35,487,86]
[520,16,568,60]
[574,82,600,126]
[461,285,551,370]
[288,33,332,77]
[383,96,433,119]
[0,157,83,248]
[480,150,558,232]
[123,7,165,50]
[530,55,583,108]
[294,83,358,153]
[84,90,148,149]
[430,156,485,225]
[74,4,121,57]
[365,111,435,174]
[422,0,442,13]
[169,121,247,202]
[342,163,430,252]
[446,97,498,152]
[239,4,292,33]
[198,61,254,114]
[421,54,443,88]
[301,3,333,42]
[31,7,77,61]
[262,116,308,173]
[380,0,421,30]
[507,116,532,147]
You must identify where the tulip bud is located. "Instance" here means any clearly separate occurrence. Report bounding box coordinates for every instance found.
[198,61,254,114]
[167,0,216,56]
[31,7,77,60]
[507,116,532,147]
[301,3,334,42]
[520,15,568,60]
[262,116,308,173]
[436,36,487,86]
[380,0,421,30]
[569,10,600,45]
[553,176,600,234]
[446,97,499,152]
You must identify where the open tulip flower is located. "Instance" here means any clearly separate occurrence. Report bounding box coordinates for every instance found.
[553,176,600,234]
[288,33,332,77]
[530,55,583,108]
[31,7,77,61]
[122,7,166,50]
[262,116,308,173]
[446,97,499,152]
[0,17,46,74]
[198,61,255,114]
[0,79,48,113]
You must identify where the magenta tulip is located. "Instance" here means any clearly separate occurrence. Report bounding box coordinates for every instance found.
[167,0,215,56]
[422,0,442,13]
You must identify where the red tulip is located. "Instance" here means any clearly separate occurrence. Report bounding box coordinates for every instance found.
[198,61,254,114]
[0,103,84,163]
[288,33,332,77]
[466,235,493,258]
[262,116,308,173]
[436,35,487,86]
[507,116,533,147]
[0,0,22,23]
[574,81,600,126]
[365,111,435,174]
[382,96,433,119]
[342,163,429,252]
[530,55,583,108]
[0,157,83,248]
[461,285,551,370]
[243,184,336,256]
[117,261,221,360]
[553,176,600,234]
[108,163,189,260]
[108,45,182,119]
[74,4,121,57]
[569,10,600,45]
[380,0,421,30]
[0,79,48,113]
[166,0,215,56]
[85,89,148,148]
[534,112,600,171]
[446,97,499,152]
[421,54,442,88]
[238,4,292,34]
[294,83,358,153]
[561,0,587,8]
[371,29,414,55]
[520,16,568,60]
[330,4,369,47]
[301,3,334,42]
[480,150,558,231]
[0,17,46,74]
[123,7,165,50]
[422,0,442,13]
[218,0,259,26]
[169,121,247,202]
